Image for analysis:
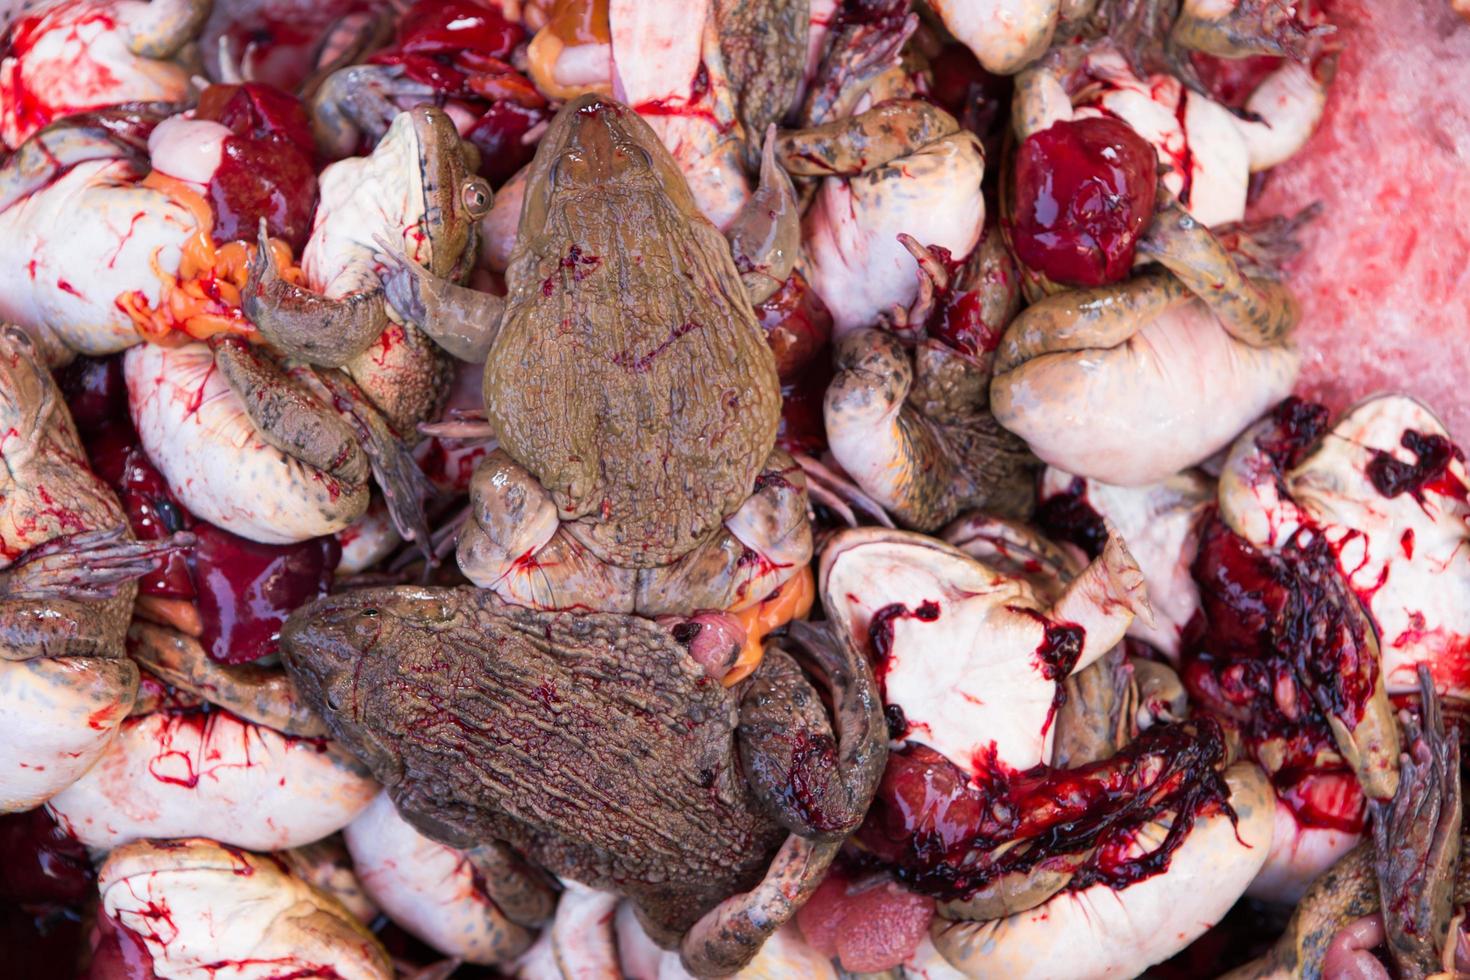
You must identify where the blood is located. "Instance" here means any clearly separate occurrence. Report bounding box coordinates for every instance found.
[1012,606,1086,736]
[82,413,197,600]
[1247,2,1470,442]
[85,912,160,979]
[194,83,318,250]
[1009,116,1159,287]
[191,523,340,665]
[1366,429,1468,505]
[1190,53,1287,109]
[1036,476,1109,560]
[1254,396,1330,471]
[0,807,93,904]
[1181,516,1378,826]
[866,600,941,697]
[925,43,1012,160]
[753,270,833,383]
[857,720,1234,901]
[0,0,124,148]
[774,345,834,457]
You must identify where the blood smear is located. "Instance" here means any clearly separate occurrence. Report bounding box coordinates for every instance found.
[1249,1,1470,440]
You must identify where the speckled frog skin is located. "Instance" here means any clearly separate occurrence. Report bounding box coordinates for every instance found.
[280,585,887,973]
[485,95,782,568]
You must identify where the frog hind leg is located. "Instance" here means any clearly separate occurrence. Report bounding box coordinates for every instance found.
[376,239,505,363]
[0,527,194,602]
[1136,192,1300,348]
[725,127,800,306]
[209,335,371,487]
[316,370,436,559]
[678,834,841,977]
[0,109,166,212]
[736,618,888,833]
[1370,667,1461,979]
[126,0,212,58]
[242,222,389,368]
[1170,0,1334,61]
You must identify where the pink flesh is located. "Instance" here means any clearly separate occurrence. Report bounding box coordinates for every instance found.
[1320,914,1390,980]
[1248,2,1470,440]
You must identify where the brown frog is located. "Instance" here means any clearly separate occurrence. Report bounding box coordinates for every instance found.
[0,326,187,811]
[280,586,887,977]
[378,95,808,615]
[236,106,492,548]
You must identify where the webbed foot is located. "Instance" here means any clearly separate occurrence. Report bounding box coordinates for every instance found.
[0,527,195,601]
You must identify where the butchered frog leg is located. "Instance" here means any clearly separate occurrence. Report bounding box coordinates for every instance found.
[0,106,169,212]
[1371,668,1461,979]
[1047,533,1153,674]
[776,99,959,178]
[1136,191,1300,348]
[457,449,635,612]
[725,127,800,305]
[243,222,390,368]
[634,451,811,615]
[125,0,212,58]
[683,620,885,977]
[310,63,436,160]
[1170,0,1333,61]
[992,267,1192,374]
[827,330,1037,532]
[316,370,436,555]
[208,335,370,489]
[377,240,505,363]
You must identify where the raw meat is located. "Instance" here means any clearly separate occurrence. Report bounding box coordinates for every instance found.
[1249,1,1470,440]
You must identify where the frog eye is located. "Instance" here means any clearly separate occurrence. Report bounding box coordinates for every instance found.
[361,608,378,619]
[461,178,493,219]
[326,690,342,712]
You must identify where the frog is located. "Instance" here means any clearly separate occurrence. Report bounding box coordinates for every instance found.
[231,105,493,548]
[990,187,1302,486]
[377,95,809,615]
[0,326,187,811]
[279,584,888,977]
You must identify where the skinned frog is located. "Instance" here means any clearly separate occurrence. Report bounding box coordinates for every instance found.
[280,586,888,978]
[0,326,187,811]
[233,106,492,548]
[382,96,809,615]
[990,188,1301,486]
[823,229,1038,532]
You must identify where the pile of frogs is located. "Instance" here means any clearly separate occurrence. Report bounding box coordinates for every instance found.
[0,0,1466,977]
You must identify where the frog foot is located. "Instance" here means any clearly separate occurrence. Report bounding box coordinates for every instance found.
[788,452,896,530]
[1370,667,1462,979]
[317,371,437,559]
[824,328,1038,532]
[680,621,886,977]
[1211,203,1322,279]
[125,0,212,59]
[0,527,195,602]
[310,63,436,159]
[800,6,918,125]
[725,127,800,305]
[374,236,504,363]
[1170,0,1336,62]
[243,221,390,368]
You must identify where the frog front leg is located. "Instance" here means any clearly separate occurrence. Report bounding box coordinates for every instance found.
[243,223,390,368]
[376,244,506,363]
[208,336,370,489]
[681,621,886,977]
[1136,190,1300,348]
